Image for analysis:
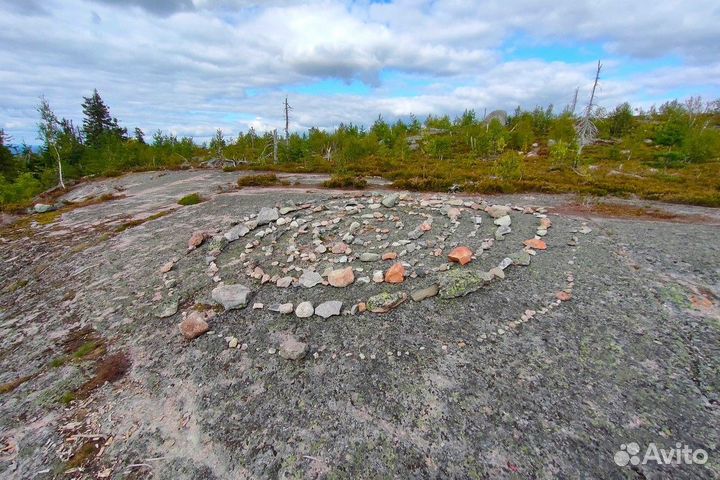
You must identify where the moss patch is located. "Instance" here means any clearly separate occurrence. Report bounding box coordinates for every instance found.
[177,192,203,206]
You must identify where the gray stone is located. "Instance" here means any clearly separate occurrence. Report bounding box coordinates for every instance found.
[411,284,439,302]
[279,203,299,215]
[315,300,343,319]
[269,303,294,314]
[494,215,511,227]
[510,251,532,266]
[224,223,250,242]
[359,252,381,262]
[367,291,407,313]
[299,270,323,288]
[207,236,228,255]
[438,269,493,299]
[211,284,251,310]
[295,301,314,318]
[486,205,511,218]
[408,228,424,240]
[155,299,179,318]
[498,257,513,270]
[279,336,308,360]
[381,193,400,208]
[33,203,55,213]
[256,207,279,225]
[495,225,512,240]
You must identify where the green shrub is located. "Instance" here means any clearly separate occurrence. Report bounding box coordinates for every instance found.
[682,128,720,163]
[493,151,523,180]
[549,140,577,168]
[322,174,367,189]
[237,173,280,188]
[177,192,203,205]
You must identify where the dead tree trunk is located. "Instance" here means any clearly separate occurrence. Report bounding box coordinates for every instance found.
[272,129,278,164]
[575,60,602,168]
[284,96,292,143]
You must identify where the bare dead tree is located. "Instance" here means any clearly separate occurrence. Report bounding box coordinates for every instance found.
[568,87,579,115]
[284,96,292,142]
[575,60,602,168]
[272,129,278,164]
[323,144,333,162]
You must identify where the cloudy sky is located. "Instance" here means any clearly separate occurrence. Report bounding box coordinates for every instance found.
[1,0,719,144]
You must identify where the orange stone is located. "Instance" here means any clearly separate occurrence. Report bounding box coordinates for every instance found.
[556,291,572,302]
[327,267,355,287]
[523,238,547,250]
[420,222,432,232]
[188,231,207,249]
[384,263,406,283]
[382,251,398,261]
[448,246,473,265]
[179,312,209,340]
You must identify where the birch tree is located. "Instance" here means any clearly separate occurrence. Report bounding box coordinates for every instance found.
[37,96,65,189]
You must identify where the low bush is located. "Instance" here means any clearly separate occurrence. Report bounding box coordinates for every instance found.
[322,174,368,189]
[237,173,281,188]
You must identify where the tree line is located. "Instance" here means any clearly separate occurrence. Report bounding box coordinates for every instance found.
[1,91,719,208]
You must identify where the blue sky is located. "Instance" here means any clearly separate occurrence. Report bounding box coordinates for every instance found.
[0,0,718,143]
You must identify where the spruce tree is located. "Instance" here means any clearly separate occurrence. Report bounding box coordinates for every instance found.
[81,89,124,147]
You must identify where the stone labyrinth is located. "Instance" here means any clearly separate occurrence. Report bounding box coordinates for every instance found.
[174,192,583,358]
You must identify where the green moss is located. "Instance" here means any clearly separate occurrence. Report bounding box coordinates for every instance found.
[59,391,76,405]
[660,285,692,309]
[438,269,492,299]
[49,356,68,368]
[72,341,99,359]
[178,192,203,206]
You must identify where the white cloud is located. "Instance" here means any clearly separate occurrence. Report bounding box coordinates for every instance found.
[0,0,718,143]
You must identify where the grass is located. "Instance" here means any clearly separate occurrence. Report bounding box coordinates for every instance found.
[177,192,203,206]
[322,174,368,189]
[236,173,285,188]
